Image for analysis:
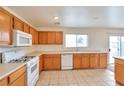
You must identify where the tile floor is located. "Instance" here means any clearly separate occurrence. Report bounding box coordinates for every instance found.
[36,69,120,86]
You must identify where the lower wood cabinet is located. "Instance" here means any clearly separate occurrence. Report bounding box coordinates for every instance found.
[0,77,8,86]
[81,54,90,68]
[43,54,61,70]
[0,65,26,86]
[9,72,26,86]
[8,66,26,86]
[39,55,43,74]
[115,59,124,85]
[73,54,90,69]
[99,53,107,68]
[90,53,99,68]
[73,54,82,69]
[73,53,107,69]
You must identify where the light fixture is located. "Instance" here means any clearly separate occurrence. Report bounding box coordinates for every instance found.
[54,16,59,20]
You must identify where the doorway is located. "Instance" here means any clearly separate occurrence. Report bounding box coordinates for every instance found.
[108,36,124,71]
[109,36,124,71]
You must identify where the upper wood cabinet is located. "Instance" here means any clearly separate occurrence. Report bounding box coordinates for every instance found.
[30,27,38,45]
[38,31,63,44]
[34,31,39,44]
[29,27,35,44]
[38,32,48,44]
[55,32,63,44]
[0,8,12,45]
[47,32,56,44]
[24,23,30,33]
[13,17,24,31]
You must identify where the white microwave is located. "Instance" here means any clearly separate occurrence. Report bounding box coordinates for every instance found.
[13,30,32,46]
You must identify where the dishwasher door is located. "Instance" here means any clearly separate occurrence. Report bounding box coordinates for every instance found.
[61,54,73,70]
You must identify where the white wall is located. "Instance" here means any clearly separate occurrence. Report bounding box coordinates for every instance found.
[37,27,124,52]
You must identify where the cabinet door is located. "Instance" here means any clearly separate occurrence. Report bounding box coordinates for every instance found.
[73,54,82,69]
[47,32,55,44]
[53,55,61,70]
[38,32,48,44]
[43,56,53,70]
[90,54,99,68]
[0,78,8,86]
[34,31,38,44]
[24,23,30,33]
[39,55,43,74]
[10,73,26,86]
[30,27,35,44]
[55,32,63,44]
[0,8,12,44]
[99,53,107,68]
[13,17,24,31]
[81,54,90,68]
[115,63,124,84]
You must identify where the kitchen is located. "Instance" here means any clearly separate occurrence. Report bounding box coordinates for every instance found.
[0,6,124,86]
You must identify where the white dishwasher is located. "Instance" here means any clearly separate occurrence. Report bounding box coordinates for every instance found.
[61,54,73,70]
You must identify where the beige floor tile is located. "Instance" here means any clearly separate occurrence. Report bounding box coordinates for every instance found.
[36,69,120,86]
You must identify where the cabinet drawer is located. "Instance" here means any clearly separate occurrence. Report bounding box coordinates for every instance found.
[8,66,26,84]
[0,78,8,86]
[10,73,26,86]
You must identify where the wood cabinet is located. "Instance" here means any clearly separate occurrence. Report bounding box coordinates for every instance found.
[30,27,35,44]
[9,73,26,86]
[0,65,26,86]
[43,54,61,70]
[39,55,43,74]
[115,59,124,85]
[0,8,12,45]
[73,53,107,69]
[34,31,39,44]
[73,54,82,69]
[81,54,90,68]
[0,77,8,86]
[38,32,48,44]
[73,54,90,69]
[38,31,63,44]
[30,27,38,45]
[47,32,56,44]
[55,32,63,44]
[13,17,24,31]
[24,23,30,33]
[90,53,99,68]
[8,66,26,86]
[99,53,107,68]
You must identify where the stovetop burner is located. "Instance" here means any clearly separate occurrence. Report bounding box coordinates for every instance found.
[8,56,35,63]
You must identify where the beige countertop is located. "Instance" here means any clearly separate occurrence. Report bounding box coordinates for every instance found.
[114,56,124,61]
[0,63,26,80]
[27,50,108,56]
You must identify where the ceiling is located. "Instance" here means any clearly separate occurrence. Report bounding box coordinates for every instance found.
[8,6,124,28]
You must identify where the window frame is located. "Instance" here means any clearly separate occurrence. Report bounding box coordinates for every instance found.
[65,33,88,48]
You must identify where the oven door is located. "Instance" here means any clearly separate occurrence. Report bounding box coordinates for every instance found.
[27,58,39,86]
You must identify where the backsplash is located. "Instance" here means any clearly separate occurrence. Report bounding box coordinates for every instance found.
[0,45,39,63]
